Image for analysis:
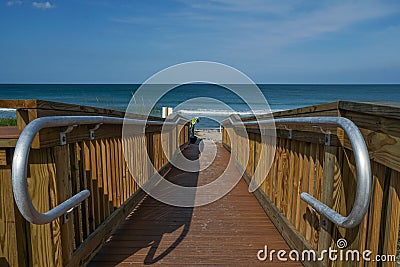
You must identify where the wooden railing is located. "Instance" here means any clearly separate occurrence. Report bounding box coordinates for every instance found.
[0,100,189,267]
[222,101,400,267]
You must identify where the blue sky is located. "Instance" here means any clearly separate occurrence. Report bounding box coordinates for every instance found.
[0,0,399,83]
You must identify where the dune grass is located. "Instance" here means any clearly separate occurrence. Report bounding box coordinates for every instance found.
[0,118,17,126]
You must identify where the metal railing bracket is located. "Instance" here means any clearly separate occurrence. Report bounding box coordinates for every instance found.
[60,125,78,145]
[89,123,103,140]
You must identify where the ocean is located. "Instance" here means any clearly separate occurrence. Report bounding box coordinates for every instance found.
[0,84,399,128]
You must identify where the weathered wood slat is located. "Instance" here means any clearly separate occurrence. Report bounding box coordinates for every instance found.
[269,138,278,204]
[28,148,57,267]
[339,101,400,120]
[83,141,95,233]
[366,161,385,266]
[102,139,110,213]
[382,170,400,267]
[290,140,300,227]
[0,158,28,267]
[318,146,337,264]
[286,139,295,223]
[312,144,323,251]
[109,139,118,208]
[49,147,63,267]
[295,141,305,231]
[281,138,290,216]
[70,143,83,248]
[305,143,317,244]
[95,139,107,222]
[116,139,124,205]
[330,146,344,266]
[275,138,283,210]
[54,145,74,265]
[300,141,310,237]
[78,142,90,240]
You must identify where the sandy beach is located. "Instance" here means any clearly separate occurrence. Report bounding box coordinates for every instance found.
[195,129,222,142]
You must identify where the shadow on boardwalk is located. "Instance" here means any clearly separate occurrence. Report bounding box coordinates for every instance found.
[89,142,201,265]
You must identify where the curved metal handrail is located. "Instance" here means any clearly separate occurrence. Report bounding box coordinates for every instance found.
[12,115,187,225]
[223,116,371,228]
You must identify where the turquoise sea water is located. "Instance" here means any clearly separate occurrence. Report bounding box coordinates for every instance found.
[0,84,399,128]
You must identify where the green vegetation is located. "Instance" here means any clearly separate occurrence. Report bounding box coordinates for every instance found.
[0,118,17,126]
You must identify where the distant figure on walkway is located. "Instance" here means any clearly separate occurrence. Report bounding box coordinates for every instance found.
[189,117,199,143]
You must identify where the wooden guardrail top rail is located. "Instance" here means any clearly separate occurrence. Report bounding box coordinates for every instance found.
[253,101,400,120]
[0,99,127,120]
[0,99,166,123]
[0,99,165,149]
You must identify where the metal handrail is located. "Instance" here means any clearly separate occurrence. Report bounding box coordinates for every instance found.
[222,116,371,228]
[12,115,187,225]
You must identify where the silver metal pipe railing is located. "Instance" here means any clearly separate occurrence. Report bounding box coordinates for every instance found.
[12,115,188,225]
[223,116,371,228]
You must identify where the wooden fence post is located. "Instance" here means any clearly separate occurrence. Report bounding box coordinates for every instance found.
[0,149,29,267]
[318,146,336,267]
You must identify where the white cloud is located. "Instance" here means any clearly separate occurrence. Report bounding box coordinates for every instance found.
[6,0,23,6]
[181,0,397,43]
[32,1,55,9]
[279,2,395,39]
[188,0,399,55]
[113,1,398,44]
[180,0,294,15]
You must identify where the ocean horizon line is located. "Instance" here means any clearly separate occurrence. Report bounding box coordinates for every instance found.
[1,83,400,85]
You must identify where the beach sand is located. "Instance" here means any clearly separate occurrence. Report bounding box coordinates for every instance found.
[195,129,222,142]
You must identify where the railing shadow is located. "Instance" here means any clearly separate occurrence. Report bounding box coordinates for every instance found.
[0,257,10,267]
[89,141,201,265]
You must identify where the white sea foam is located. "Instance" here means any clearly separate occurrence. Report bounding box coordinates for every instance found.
[175,109,284,116]
[0,108,16,112]
[0,108,17,118]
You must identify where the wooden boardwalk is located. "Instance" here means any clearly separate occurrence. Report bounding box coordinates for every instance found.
[89,141,301,266]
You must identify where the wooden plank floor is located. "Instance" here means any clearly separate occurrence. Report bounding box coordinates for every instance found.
[89,141,301,266]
